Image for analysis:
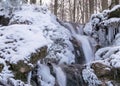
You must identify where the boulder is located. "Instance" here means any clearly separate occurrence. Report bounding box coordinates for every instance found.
[8,46,47,82]
[63,64,86,86]
[91,62,112,77]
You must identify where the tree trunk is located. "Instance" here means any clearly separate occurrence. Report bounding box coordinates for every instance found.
[85,0,89,22]
[40,0,42,5]
[73,0,76,22]
[68,0,72,21]
[102,0,108,10]
[30,0,36,4]
[54,0,58,16]
[115,0,119,4]
[89,0,94,16]
[61,0,65,20]
[109,0,119,9]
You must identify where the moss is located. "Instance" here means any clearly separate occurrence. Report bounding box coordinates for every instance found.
[108,7,120,18]
[30,46,47,64]
[14,72,27,82]
[8,46,47,82]
[0,64,4,72]
[9,61,32,82]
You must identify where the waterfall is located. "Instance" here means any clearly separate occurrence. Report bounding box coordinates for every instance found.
[53,64,66,86]
[37,63,55,86]
[76,35,94,63]
[64,23,94,63]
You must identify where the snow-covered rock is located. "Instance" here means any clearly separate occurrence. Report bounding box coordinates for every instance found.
[0,3,76,85]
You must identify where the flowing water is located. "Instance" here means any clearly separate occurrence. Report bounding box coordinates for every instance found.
[64,22,94,63]
[28,22,94,86]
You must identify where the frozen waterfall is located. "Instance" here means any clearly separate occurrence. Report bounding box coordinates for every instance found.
[53,64,66,86]
[76,35,94,63]
[64,23,94,63]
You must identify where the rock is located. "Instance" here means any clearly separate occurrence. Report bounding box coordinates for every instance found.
[0,64,4,72]
[63,64,86,86]
[108,6,120,18]
[91,62,120,86]
[91,62,112,77]
[0,16,10,26]
[8,46,47,82]
[30,46,47,64]
[9,60,32,82]
[70,38,85,64]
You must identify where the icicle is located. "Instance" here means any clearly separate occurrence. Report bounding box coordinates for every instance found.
[37,63,55,86]
[107,27,114,44]
[27,71,32,85]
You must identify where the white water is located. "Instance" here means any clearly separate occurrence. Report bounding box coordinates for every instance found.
[65,23,94,63]
[76,35,94,63]
[37,63,55,86]
[53,64,66,86]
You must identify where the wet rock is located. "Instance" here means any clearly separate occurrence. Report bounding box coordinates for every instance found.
[70,38,85,64]
[63,64,86,86]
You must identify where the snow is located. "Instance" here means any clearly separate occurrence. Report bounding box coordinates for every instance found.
[82,67,101,86]
[0,3,76,85]
[0,4,75,65]
[0,1,119,86]
[8,78,30,86]
[0,25,49,63]
[84,22,93,35]
[106,81,113,86]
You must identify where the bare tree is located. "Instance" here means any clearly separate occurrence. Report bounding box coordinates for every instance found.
[73,0,76,22]
[89,0,94,16]
[54,0,58,16]
[109,0,119,9]
[30,0,36,4]
[102,0,108,10]
[40,0,42,5]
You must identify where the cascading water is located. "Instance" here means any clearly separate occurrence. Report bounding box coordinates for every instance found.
[53,64,66,86]
[75,35,94,63]
[64,23,94,63]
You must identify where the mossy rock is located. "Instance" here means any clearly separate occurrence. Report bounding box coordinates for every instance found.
[91,62,120,85]
[108,7,120,18]
[91,62,112,78]
[30,46,47,64]
[0,64,4,72]
[8,46,47,82]
[9,60,32,82]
